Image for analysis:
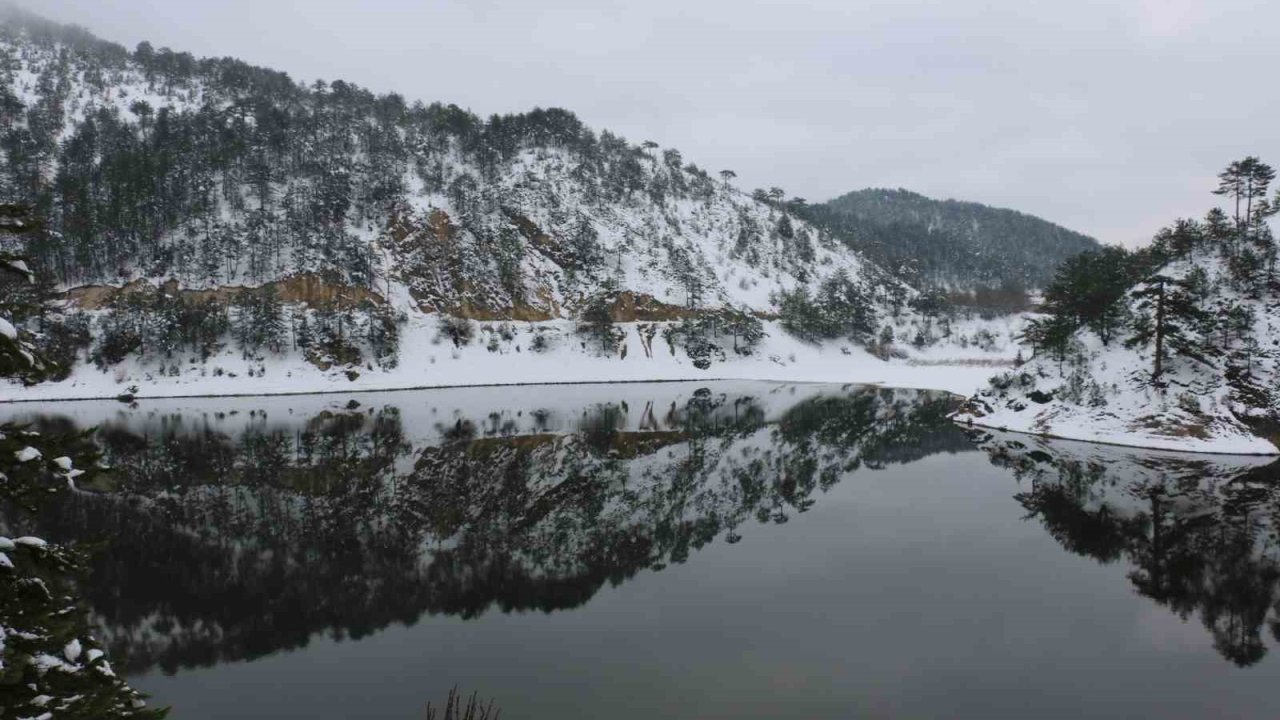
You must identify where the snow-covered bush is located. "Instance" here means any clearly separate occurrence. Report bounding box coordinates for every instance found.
[439,316,476,348]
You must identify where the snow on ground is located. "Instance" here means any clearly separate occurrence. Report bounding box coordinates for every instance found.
[0,317,1015,404]
[957,384,1280,456]
[972,427,1277,483]
[954,254,1280,456]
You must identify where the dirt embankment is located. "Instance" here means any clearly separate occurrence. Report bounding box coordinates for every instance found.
[63,273,385,309]
[437,290,713,323]
[601,291,696,322]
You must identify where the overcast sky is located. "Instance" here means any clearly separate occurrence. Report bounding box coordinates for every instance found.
[31,0,1280,246]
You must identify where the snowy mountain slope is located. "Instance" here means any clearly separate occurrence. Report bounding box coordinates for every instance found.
[955,252,1280,454]
[0,11,900,317]
[0,10,1039,401]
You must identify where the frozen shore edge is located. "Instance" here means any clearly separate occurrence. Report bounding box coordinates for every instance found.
[954,417,1280,457]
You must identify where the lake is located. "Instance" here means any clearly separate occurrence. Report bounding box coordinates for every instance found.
[3,381,1280,719]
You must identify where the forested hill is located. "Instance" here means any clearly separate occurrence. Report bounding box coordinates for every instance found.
[806,188,1100,292]
[955,158,1280,454]
[0,7,904,321]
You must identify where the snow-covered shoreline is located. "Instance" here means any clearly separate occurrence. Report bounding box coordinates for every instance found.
[11,310,1276,457]
[0,318,1010,403]
[951,251,1280,457]
[956,416,1280,456]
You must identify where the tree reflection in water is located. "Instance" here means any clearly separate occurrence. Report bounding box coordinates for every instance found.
[972,429,1280,667]
[0,384,971,676]
[9,383,1280,690]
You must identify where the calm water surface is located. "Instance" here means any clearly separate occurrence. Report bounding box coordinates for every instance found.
[3,381,1280,719]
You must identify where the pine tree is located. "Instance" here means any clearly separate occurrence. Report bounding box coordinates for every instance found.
[722,306,765,355]
[257,285,286,353]
[296,311,314,350]
[0,205,60,384]
[232,285,285,355]
[576,292,623,355]
[1040,247,1137,346]
[1125,275,1215,384]
[1023,314,1075,370]
[1203,207,1233,256]
[1214,157,1276,231]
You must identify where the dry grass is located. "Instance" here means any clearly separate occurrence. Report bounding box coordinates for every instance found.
[426,688,500,720]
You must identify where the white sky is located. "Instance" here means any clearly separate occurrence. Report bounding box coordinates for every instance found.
[28,0,1280,247]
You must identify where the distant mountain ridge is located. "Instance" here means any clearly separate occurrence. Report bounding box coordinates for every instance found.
[807,188,1101,292]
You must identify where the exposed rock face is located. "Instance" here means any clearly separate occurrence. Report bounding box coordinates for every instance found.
[64,273,386,310]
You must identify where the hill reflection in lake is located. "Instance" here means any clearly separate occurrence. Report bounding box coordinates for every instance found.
[5,382,1280,720]
[1,382,969,677]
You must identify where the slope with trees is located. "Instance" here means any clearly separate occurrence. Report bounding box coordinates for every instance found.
[0,8,1023,396]
[0,11,892,324]
[805,187,1101,301]
[955,158,1280,454]
[1,202,165,717]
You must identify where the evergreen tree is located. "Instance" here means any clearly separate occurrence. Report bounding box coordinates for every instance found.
[1041,247,1141,345]
[363,301,402,366]
[777,272,877,344]
[0,204,61,383]
[721,306,765,355]
[817,271,877,342]
[1203,207,1233,255]
[1214,157,1276,230]
[232,285,285,355]
[1125,275,1215,383]
[576,292,623,355]
[295,311,314,350]
[1022,314,1075,369]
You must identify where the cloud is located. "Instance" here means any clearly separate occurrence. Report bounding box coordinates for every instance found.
[1133,0,1210,40]
[29,0,1280,247]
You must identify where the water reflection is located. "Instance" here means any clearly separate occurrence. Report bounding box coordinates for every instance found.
[969,429,1280,667]
[0,383,971,676]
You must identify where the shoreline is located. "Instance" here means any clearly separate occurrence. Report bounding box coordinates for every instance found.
[0,318,1012,405]
[8,368,1276,457]
[0,373,967,405]
[956,417,1280,457]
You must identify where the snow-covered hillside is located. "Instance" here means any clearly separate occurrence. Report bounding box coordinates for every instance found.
[0,15,897,315]
[0,10,1032,401]
[955,252,1280,454]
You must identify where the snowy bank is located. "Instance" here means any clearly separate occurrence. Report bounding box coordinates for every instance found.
[0,318,1014,403]
[953,252,1280,456]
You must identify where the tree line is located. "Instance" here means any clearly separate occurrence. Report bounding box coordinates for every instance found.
[1026,157,1278,386]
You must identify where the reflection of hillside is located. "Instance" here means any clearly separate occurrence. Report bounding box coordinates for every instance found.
[4,386,970,675]
[971,429,1280,667]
